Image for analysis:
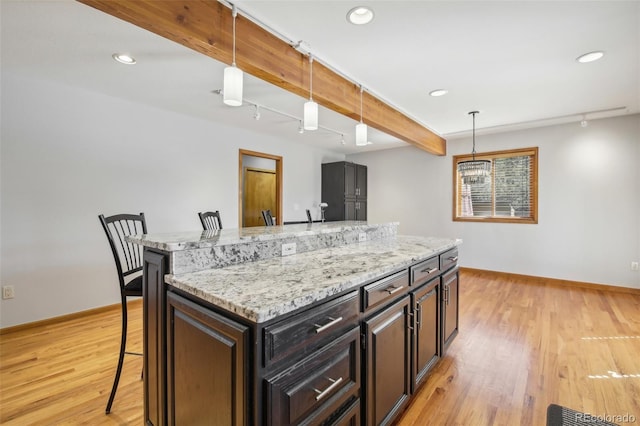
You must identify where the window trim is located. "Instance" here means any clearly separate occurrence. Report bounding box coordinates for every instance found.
[452,147,539,224]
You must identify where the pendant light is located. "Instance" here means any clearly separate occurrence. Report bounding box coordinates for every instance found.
[223,5,243,106]
[303,54,318,130]
[355,85,367,146]
[458,111,491,184]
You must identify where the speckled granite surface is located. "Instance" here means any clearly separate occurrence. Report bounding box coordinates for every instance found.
[127,221,399,274]
[165,235,461,323]
[128,221,396,251]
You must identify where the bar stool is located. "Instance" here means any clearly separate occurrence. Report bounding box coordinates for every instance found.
[98,212,147,414]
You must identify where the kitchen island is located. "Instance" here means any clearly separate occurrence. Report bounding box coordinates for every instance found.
[129,221,460,426]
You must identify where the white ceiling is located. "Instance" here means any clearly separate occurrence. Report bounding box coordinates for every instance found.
[2,0,638,155]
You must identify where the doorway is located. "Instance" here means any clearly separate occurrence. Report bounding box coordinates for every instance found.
[238,149,282,227]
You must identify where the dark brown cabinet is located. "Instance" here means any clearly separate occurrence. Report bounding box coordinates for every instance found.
[142,244,459,426]
[363,296,411,426]
[166,292,249,426]
[322,162,367,221]
[441,268,459,354]
[411,277,440,392]
[143,249,167,426]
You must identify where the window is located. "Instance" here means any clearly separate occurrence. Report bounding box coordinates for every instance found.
[453,147,538,224]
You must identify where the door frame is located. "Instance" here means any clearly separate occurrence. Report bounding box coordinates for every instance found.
[238,149,283,228]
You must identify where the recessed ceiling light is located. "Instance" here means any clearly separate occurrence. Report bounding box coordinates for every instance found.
[429,89,448,97]
[347,6,374,25]
[112,53,136,65]
[576,51,604,63]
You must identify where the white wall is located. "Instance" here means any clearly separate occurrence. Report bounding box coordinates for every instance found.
[0,72,343,327]
[348,114,640,289]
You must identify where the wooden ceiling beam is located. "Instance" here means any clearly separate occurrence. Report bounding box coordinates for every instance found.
[77,0,446,155]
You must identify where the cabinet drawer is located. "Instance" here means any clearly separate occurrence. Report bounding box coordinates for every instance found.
[266,327,360,426]
[410,256,440,286]
[264,291,359,368]
[440,247,459,272]
[362,270,408,312]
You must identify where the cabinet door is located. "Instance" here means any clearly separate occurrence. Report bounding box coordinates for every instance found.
[412,279,440,392]
[143,249,167,426]
[356,165,367,198]
[344,163,357,198]
[355,200,367,221]
[441,268,459,354]
[364,296,411,426]
[166,292,249,426]
[344,199,357,221]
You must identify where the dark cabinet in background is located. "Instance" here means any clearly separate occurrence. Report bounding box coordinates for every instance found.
[322,161,367,221]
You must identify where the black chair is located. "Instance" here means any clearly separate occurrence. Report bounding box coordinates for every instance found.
[306,209,312,224]
[261,209,274,226]
[198,210,222,230]
[98,212,147,414]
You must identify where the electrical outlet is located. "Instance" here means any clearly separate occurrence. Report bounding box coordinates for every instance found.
[2,286,15,299]
[632,262,639,271]
[281,242,296,256]
[358,232,367,242]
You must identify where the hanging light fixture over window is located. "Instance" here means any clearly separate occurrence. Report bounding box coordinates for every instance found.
[355,85,367,146]
[458,111,491,184]
[303,54,318,130]
[223,5,243,106]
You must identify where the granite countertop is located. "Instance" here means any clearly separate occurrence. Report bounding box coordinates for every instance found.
[166,235,461,323]
[128,221,394,251]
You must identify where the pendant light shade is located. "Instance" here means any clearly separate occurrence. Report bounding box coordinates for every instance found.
[223,65,243,106]
[303,54,318,130]
[223,6,243,107]
[304,100,318,130]
[356,86,367,146]
[355,123,367,146]
[458,111,491,184]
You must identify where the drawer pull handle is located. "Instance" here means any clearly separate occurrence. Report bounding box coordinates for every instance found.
[421,267,438,275]
[385,285,404,295]
[447,256,458,262]
[313,376,344,401]
[314,316,343,333]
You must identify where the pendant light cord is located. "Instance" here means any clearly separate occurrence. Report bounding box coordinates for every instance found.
[469,110,479,161]
[309,54,313,101]
[231,5,237,66]
[360,85,364,124]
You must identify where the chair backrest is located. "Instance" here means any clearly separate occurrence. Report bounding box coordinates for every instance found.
[199,210,222,231]
[306,209,312,224]
[98,213,147,288]
[261,209,274,226]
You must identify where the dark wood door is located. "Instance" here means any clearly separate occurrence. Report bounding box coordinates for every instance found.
[412,278,440,392]
[344,163,357,197]
[356,165,367,198]
[355,200,367,221]
[364,296,411,426]
[166,292,249,426]
[344,199,356,221]
[442,268,459,354]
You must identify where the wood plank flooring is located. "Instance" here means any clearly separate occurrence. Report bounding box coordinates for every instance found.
[1,270,639,425]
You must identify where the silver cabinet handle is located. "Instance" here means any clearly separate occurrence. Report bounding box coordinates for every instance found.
[421,267,438,275]
[314,316,343,333]
[314,376,343,401]
[385,285,404,295]
[448,256,458,262]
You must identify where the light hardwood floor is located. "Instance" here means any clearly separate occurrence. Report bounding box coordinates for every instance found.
[1,270,639,425]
